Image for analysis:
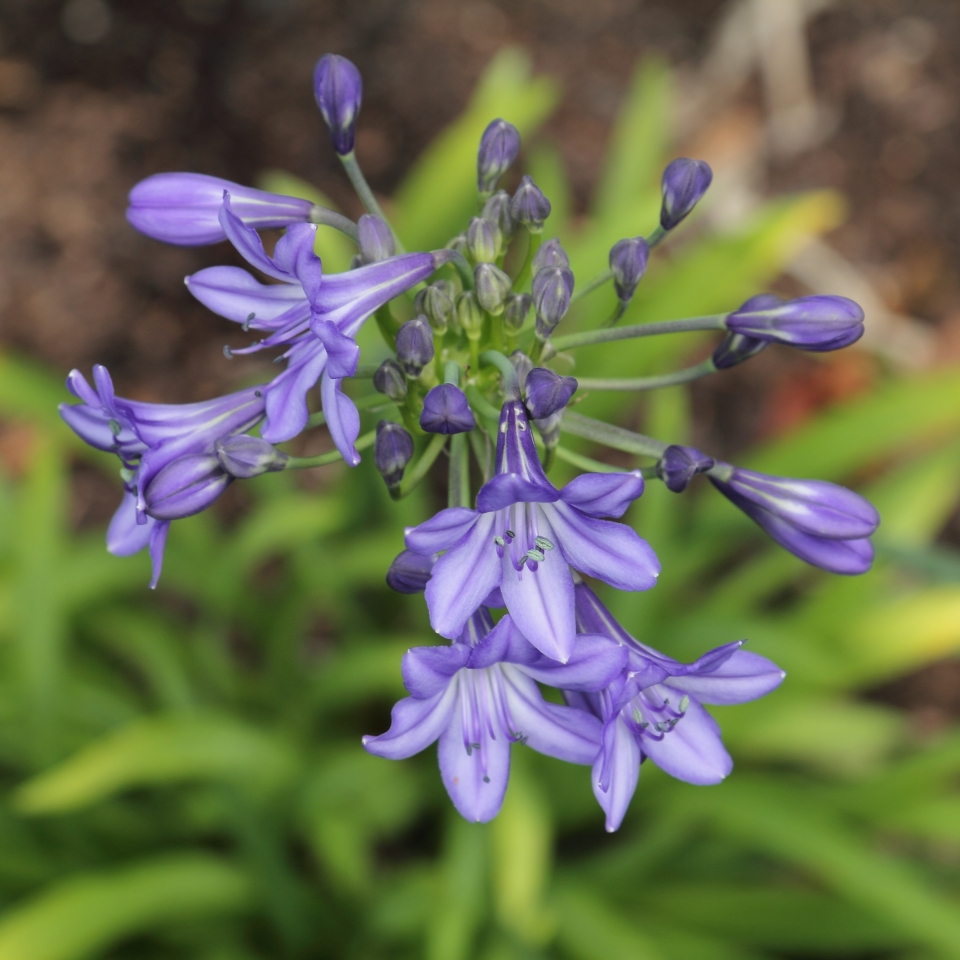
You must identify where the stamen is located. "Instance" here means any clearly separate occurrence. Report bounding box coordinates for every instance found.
[223,345,234,359]
[109,419,121,437]
[494,535,505,547]
[504,529,515,539]
[119,467,135,483]
[534,536,555,551]
[243,312,255,331]
[254,390,262,398]
[679,695,690,713]
[526,548,545,563]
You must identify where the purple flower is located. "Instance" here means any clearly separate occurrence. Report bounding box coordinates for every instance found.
[532,238,570,272]
[185,193,450,452]
[144,454,232,521]
[395,317,434,377]
[374,421,415,488]
[660,158,713,231]
[363,607,625,823]
[477,118,521,194]
[569,582,784,831]
[373,359,407,402]
[656,445,715,493]
[709,465,880,574]
[510,175,551,232]
[524,367,577,420]
[503,293,532,333]
[356,214,395,263]
[59,365,265,587]
[420,384,476,435]
[126,173,319,246]
[481,190,515,239]
[404,400,659,663]
[532,266,574,340]
[608,237,649,302]
[726,294,865,352]
[386,549,436,594]
[215,435,289,479]
[313,54,363,155]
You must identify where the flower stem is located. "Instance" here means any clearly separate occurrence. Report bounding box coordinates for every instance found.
[392,433,448,499]
[339,151,406,253]
[560,411,668,458]
[576,359,717,391]
[285,428,377,468]
[447,251,475,290]
[646,224,667,248]
[448,433,470,508]
[468,428,491,483]
[511,229,541,291]
[554,445,657,478]
[305,393,393,430]
[307,205,359,243]
[479,350,520,400]
[549,314,728,352]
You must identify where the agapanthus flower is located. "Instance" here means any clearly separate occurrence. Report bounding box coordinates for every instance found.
[404,399,659,663]
[363,606,625,822]
[725,294,865,352]
[709,464,880,574]
[185,193,451,455]
[59,365,265,587]
[567,582,784,831]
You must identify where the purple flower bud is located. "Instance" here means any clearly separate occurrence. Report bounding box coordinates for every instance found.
[373,358,408,402]
[609,236,650,301]
[414,281,456,333]
[656,445,715,493]
[144,454,232,521]
[420,384,476,435]
[524,367,577,420]
[534,409,564,450]
[503,292,532,332]
[532,266,574,339]
[481,190,515,238]
[386,549,434,593]
[126,173,316,246]
[313,54,363,155]
[374,420,415,488]
[477,118,521,194]
[357,214,395,263]
[395,317,435,377]
[456,291,484,338]
[710,465,880,575]
[215,435,289,479]
[726,294,865,352]
[712,332,768,370]
[510,175,551,232]
[474,262,512,314]
[532,237,569,272]
[510,350,534,390]
[467,217,502,263]
[660,158,713,231]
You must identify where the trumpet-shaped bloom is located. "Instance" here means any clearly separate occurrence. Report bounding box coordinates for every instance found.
[363,607,625,823]
[405,400,659,663]
[185,193,449,452]
[568,582,784,831]
[59,365,264,587]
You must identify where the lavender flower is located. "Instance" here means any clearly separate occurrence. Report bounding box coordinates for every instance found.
[533,266,574,340]
[404,400,659,662]
[356,214,395,263]
[374,421,415,488]
[524,367,577,420]
[126,173,319,246]
[386,549,435,594]
[709,465,880,574]
[660,158,713,231]
[215,435,289,478]
[313,54,363,155]
[144,454,232,521]
[609,237,649,302]
[59,365,264,587]
[726,294,865,351]
[510,175,551,232]
[568,582,784,831]
[420,384,476,435]
[477,119,521,195]
[395,317,434,377]
[656,445,715,493]
[363,607,624,823]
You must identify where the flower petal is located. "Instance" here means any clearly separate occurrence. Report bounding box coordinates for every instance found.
[219,194,292,282]
[363,684,458,760]
[559,471,645,518]
[314,321,360,379]
[592,717,641,832]
[147,520,170,590]
[665,649,785,705]
[639,700,732,785]
[518,633,628,691]
[320,372,361,466]
[405,507,480,556]
[402,645,472,699]
[476,472,560,513]
[272,223,323,302]
[106,492,155,556]
[260,339,328,444]
[186,266,308,327]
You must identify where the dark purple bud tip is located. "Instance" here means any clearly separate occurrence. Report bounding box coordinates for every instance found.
[357,214,395,263]
[532,237,570,272]
[414,281,456,333]
[656,445,715,493]
[395,316,435,377]
[386,549,434,593]
[533,265,574,339]
[503,292,533,332]
[144,454,232,521]
[481,190,515,238]
[474,262,512,314]
[467,217,502,263]
[712,332,768,370]
[660,158,713,231]
[420,384,476,435]
[510,174,551,232]
[524,367,577,420]
[374,420,415,488]
[373,358,408,402]
[609,236,650,302]
[215,435,288,479]
[313,54,363,155]
[726,294,865,352]
[477,118,521,194]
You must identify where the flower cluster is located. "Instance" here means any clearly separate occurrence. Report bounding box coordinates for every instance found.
[60,53,879,828]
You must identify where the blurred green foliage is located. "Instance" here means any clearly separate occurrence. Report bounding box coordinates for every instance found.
[0,49,959,960]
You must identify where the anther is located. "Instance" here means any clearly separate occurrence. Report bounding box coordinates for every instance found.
[679,695,690,713]
[483,776,490,783]
[223,345,233,359]
[109,419,121,436]
[633,708,643,724]
[504,529,515,539]
[243,312,255,331]
[493,535,506,547]
[534,536,554,551]
[254,390,262,398]
[119,467,134,483]
[526,548,545,563]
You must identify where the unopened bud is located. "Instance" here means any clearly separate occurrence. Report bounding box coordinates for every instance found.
[474,262,512,315]
[510,350,534,390]
[415,280,456,333]
[481,190,515,239]
[373,358,408,401]
[656,445,716,493]
[215,435,289,479]
[524,367,577,420]
[357,214,395,263]
[456,291,484,339]
[395,316,435,377]
[144,454,232,521]
[532,237,570,272]
[510,175,551,232]
[712,332,768,370]
[374,421,414,488]
[534,410,564,450]
[466,217,502,263]
[386,549,434,593]
[420,384,476,435]
[660,158,713,231]
[313,54,363,156]
[447,232,468,256]
[532,266,574,339]
[477,118,521,194]
[609,236,649,301]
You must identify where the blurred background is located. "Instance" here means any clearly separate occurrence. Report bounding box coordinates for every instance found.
[2,1,960,958]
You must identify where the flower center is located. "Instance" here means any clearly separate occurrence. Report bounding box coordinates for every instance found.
[492,502,555,573]
[457,665,520,782]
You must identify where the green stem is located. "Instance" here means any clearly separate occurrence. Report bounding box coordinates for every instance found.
[392,433,448,499]
[602,300,628,328]
[468,336,481,374]
[576,359,717,391]
[479,350,520,399]
[448,433,470,508]
[354,363,379,378]
[305,393,393,430]
[550,314,727,352]
[560,411,667,458]
[444,361,461,386]
[528,337,544,364]
[511,229,541,291]
[285,428,377,468]
[646,224,667,248]
[467,428,492,483]
[554,446,626,474]
[448,250,475,290]
[307,205,359,243]
[339,151,406,253]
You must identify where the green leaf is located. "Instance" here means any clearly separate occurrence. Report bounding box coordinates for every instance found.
[0,854,251,960]
[554,884,664,960]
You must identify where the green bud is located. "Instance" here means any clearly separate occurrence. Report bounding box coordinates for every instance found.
[474,262,512,315]
[456,291,484,339]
